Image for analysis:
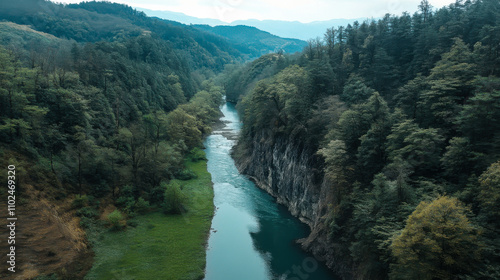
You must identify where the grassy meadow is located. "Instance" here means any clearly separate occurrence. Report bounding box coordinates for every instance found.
[85,159,214,280]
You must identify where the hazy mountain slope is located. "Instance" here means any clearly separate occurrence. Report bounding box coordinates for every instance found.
[194,24,307,56]
[135,8,309,56]
[0,1,234,279]
[135,7,227,26]
[0,0,245,70]
[135,7,365,41]
[231,18,369,40]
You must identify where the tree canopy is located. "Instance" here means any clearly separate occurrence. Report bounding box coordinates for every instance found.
[230,0,500,278]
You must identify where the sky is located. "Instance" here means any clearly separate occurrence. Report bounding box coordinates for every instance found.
[59,0,458,23]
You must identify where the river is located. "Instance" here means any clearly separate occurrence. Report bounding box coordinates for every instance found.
[203,102,338,280]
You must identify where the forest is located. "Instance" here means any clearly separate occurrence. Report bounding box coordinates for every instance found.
[227,0,500,279]
[0,4,227,208]
[1,0,500,279]
[0,0,242,278]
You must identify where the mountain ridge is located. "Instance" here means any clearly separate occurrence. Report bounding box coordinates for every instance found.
[135,7,366,41]
[193,24,307,56]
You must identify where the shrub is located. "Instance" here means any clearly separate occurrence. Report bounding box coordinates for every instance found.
[107,210,124,230]
[87,195,100,208]
[175,168,197,180]
[127,210,137,219]
[80,217,93,228]
[135,197,150,214]
[189,147,207,162]
[163,181,187,214]
[120,185,135,198]
[76,206,98,218]
[117,185,136,213]
[125,198,138,215]
[116,196,134,208]
[72,194,88,209]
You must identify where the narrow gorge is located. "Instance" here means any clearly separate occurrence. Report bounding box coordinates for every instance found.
[233,131,350,278]
[204,103,338,280]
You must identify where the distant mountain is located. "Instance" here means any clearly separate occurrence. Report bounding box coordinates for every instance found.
[135,8,226,26]
[132,7,307,56]
[135,7,366,41]
[0,0,306,70]
[193,24,307,56]
[230,18,369,41]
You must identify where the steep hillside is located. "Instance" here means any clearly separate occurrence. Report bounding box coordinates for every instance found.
[0,0,308,66]
[0,1,235,279]
[0,0,243,70]
[232,0,500,279]
[194,24,307,56]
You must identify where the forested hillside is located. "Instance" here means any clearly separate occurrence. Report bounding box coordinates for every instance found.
[229,0,500,279]
[1,0,238,70]
[0,0,248,278]
[193,24,307,57]
[2,0,500,279]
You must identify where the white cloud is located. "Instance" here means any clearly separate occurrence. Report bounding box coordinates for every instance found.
[59,0,457,22]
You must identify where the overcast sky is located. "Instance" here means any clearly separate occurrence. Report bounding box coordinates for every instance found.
[60,0,458,23]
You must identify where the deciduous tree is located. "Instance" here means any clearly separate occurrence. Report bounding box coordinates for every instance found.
[391,196,482,280]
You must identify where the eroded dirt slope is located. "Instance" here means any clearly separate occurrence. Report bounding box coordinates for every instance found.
[0,185,93,279]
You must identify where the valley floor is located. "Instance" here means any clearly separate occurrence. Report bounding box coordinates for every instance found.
[84,159,214,280]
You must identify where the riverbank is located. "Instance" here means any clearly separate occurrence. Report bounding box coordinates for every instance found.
[204,102,337,280]
[84,158,214,280]
[232,129,344,278]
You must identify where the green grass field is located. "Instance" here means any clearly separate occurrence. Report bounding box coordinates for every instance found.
[84,159,214,280]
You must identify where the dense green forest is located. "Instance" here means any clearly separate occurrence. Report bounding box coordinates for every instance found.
[0,0,252,278]
[0,0,248,71]
[228,0,500,279]
[2,0,500,279]
[0,14,224,206]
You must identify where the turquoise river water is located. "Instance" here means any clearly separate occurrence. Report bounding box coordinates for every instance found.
[203,103,338,280]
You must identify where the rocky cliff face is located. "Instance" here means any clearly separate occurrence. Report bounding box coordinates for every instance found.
[234,129,352,279]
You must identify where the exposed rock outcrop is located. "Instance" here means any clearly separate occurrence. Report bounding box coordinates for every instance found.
[234,129,352,279]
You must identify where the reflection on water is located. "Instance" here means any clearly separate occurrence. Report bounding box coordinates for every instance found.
[203,103,337,280]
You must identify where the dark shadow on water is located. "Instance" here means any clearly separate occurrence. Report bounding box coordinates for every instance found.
[249,200,339,280]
